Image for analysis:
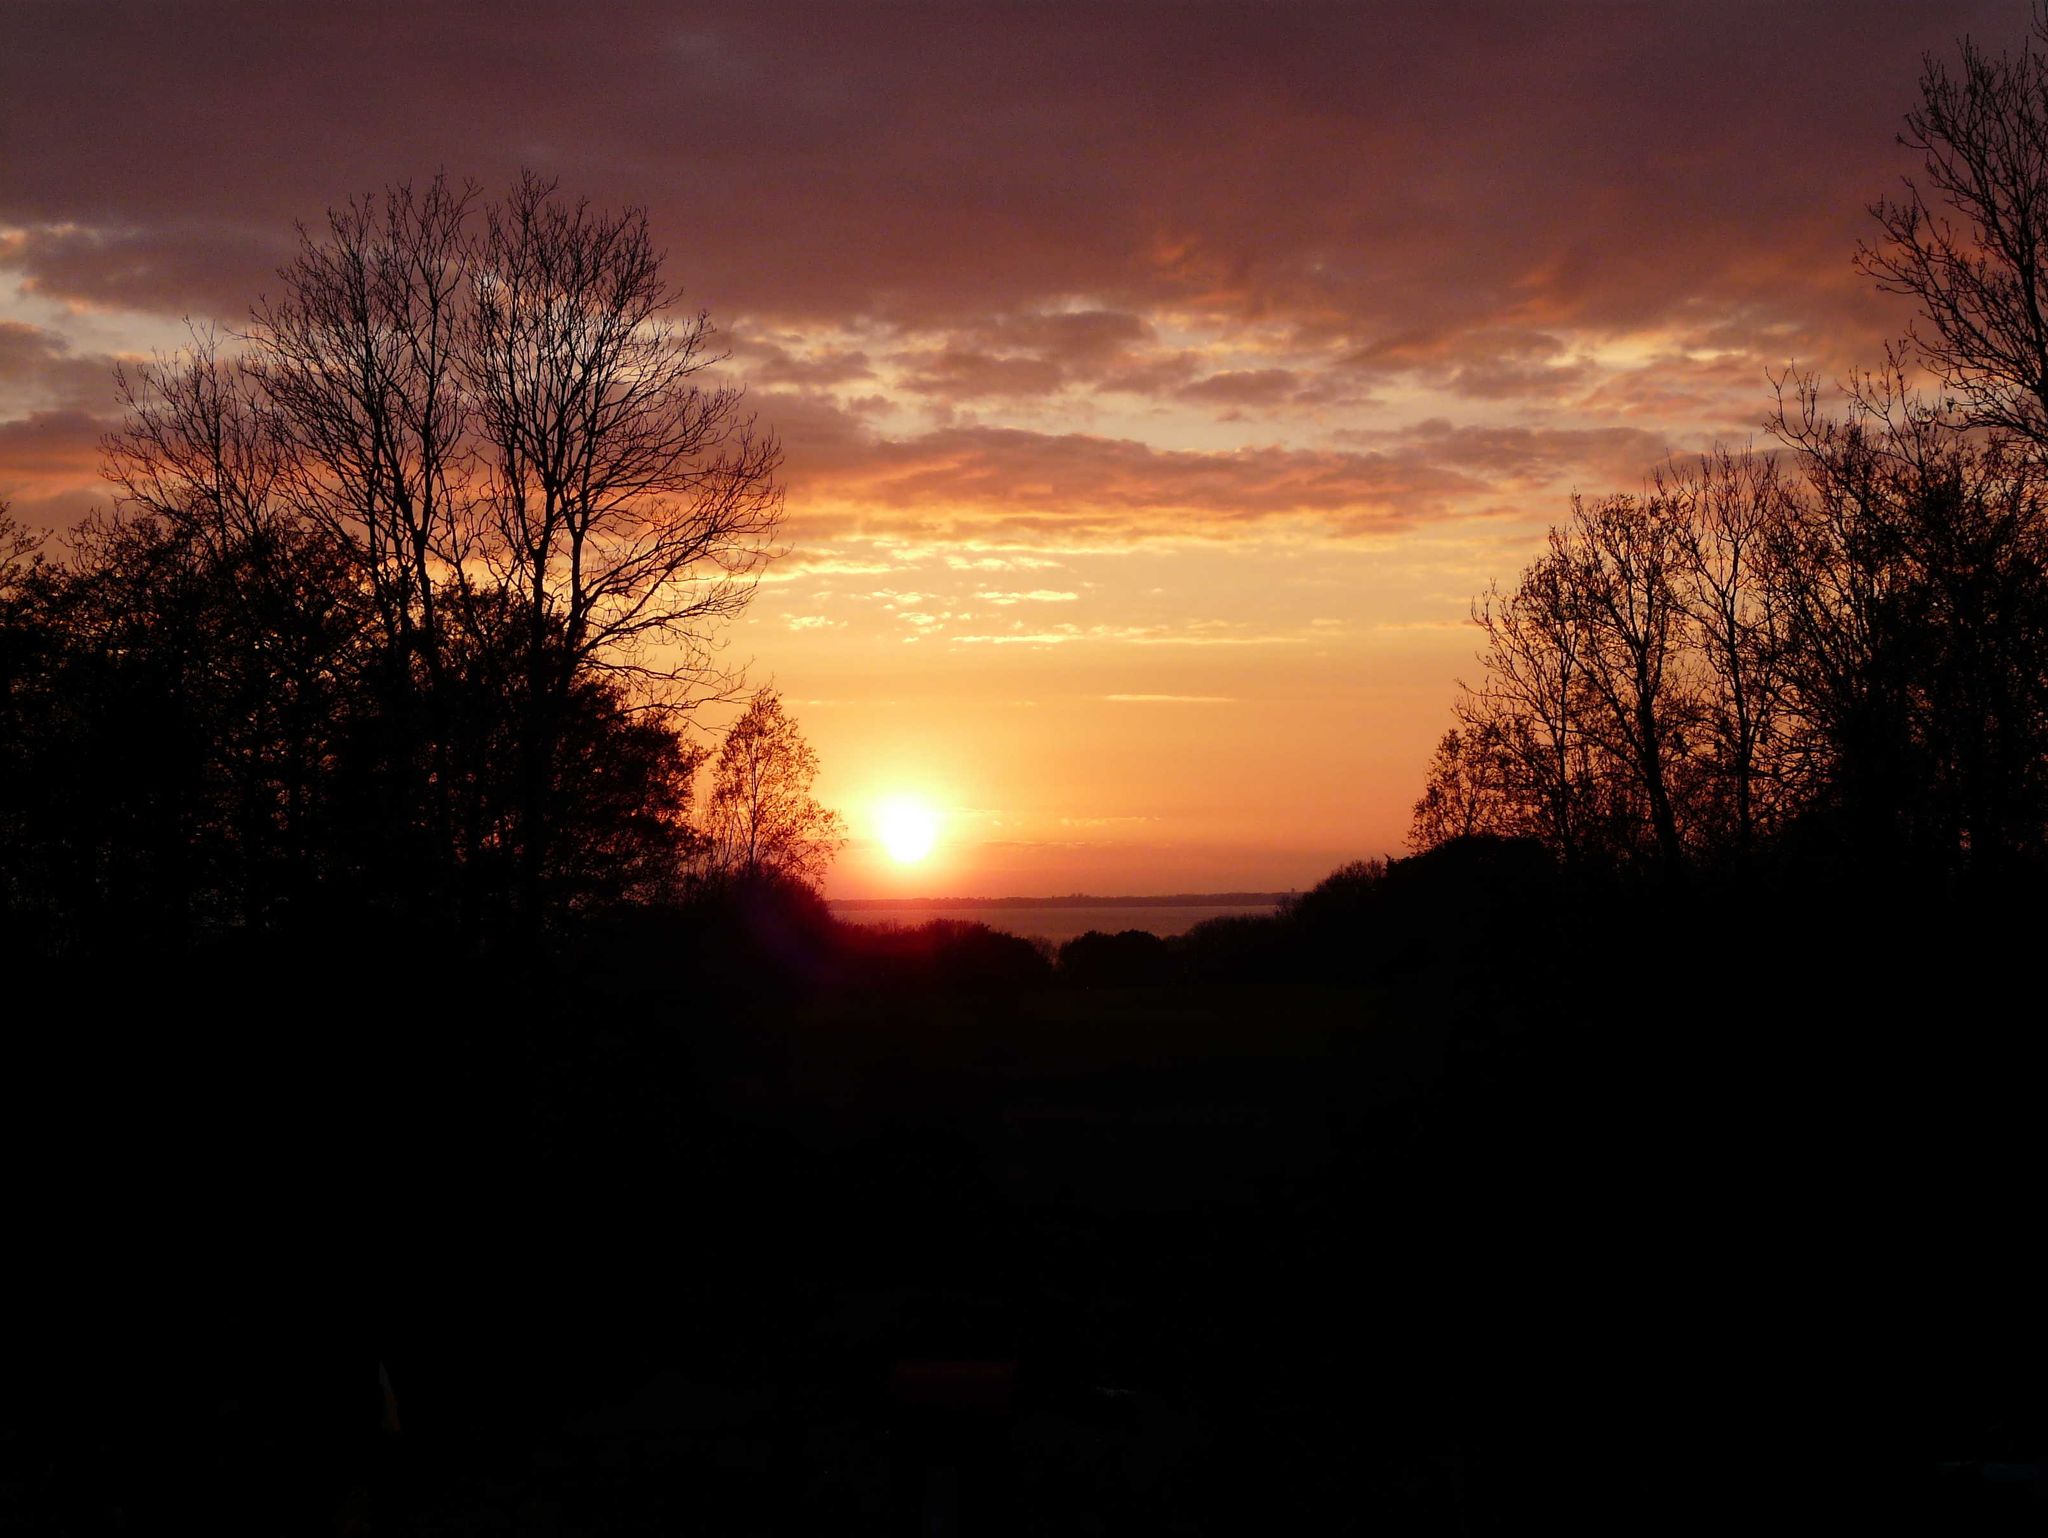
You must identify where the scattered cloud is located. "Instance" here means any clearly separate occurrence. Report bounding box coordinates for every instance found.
[1178,368,1301,407]
[949,622,1309,648]
[975,589,1078,605]
[785,414,1490,543]
[897,347,1067,399]
[0,408,106,480]
[737,338,877,388]
[3,3,1995,557]
[945,553,1065,571]
[0,321,121,417]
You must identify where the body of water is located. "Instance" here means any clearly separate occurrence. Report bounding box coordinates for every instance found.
[829,900,1284,944]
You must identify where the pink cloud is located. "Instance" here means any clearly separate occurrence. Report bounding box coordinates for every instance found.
[896,348,1067,399]
[1179,369,1301,406]
[0,409,107,480]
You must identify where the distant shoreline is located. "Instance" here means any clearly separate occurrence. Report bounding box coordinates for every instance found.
[831,892,1294,911]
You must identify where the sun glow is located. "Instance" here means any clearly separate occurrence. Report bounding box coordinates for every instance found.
[876,795,940,864]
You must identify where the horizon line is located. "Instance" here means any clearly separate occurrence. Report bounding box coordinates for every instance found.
[828,890,1298,909]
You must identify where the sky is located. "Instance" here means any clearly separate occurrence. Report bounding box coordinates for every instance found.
[0,0,2022,896]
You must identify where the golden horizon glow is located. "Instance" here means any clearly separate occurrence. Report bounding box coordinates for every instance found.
[875,794,940,865]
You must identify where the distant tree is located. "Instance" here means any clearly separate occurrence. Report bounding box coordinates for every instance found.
[1056,928,1172,988]
[702,689,844,889]
[1173,910,1283,985]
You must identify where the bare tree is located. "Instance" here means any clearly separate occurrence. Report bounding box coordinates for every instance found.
[1563,493,1697,871]
[103,331,295,565]
[253,178,477,684]
[1467,551,1602,862]
[0,501,41,583]
[98,172,784,933]
[702,689,844,890]
[1768,365,2048,871]
[1412,13,2048,883]
[1663,447,1798,854]
[1431,473,1780,870]
[461,173,782,911]
[469,172,782,697]
[1408,715,1524,851]
[1861,14,2048,442]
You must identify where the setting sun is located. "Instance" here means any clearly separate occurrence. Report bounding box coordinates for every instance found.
[875,795,940,864]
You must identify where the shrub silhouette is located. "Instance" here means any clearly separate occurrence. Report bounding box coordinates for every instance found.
[1057,928,1174,987]
[1173,912,1286,984]
[844,919,1053,993]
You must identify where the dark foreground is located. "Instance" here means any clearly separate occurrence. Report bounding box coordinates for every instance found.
[6,867,2043,1533]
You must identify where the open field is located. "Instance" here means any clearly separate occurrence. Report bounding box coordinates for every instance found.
[8,888,2044,1532]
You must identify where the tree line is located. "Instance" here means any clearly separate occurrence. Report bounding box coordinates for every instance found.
[1412,18,2048,893]
[0,174,837,959]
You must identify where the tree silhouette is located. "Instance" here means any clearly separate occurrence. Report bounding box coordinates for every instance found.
[1412,13,2048,887]
[0,503,57,937]
[701,688,845,889]
[1459,540,1607,862]
[1564,492,1696,871]
[1663,447,1798,855]
[1861,15,2048,442]
[1417,395,2048,887]
[1409,720,1523,852]
[1767,366,2048,876]
[84,172,781,940]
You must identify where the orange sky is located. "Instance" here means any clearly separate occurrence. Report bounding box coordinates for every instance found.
[0,1,2017,895]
